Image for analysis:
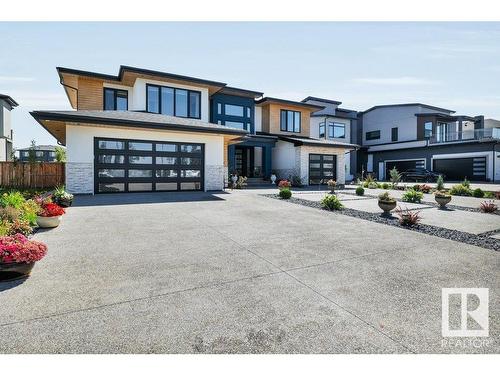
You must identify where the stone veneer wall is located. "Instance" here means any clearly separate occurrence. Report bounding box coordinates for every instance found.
[296,146,346,185]
[205,164,225,191]
[66,162,94,194]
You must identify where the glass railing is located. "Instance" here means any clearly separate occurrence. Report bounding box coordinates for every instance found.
[428,128,499,144]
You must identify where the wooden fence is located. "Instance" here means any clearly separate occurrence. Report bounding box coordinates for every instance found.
[0,162,65,189]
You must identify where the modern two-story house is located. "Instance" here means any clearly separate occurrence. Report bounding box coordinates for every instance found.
[17,145,60,162]
[357,103,500,182]
[0,93,18,161]
[31,66,357,194]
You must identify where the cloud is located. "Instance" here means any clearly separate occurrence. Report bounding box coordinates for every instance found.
[0,76,35,82]
[351,77,439,86]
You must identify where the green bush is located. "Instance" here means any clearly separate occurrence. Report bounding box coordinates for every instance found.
[0,191,26,209]
[381,182,389,189]
[484,191,495,199]
[368,182,378,189]
[19,200,40,226]
[472,188,485,198]
[461,178,470,188]
[412,184,421,192]
[436,175,445,191]
[355,186,365,196]
[402,189,424,203]
[320,194,343,210]
[279,188,292,199]
[449,184,472,196]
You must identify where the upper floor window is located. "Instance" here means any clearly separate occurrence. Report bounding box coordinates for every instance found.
[319,121,326,138]
[424,121,433,138]
[104,88,128,110]
[224,121,247,130]
[224,104,244,117]
[366,130,380,140]
[146,84,201,119]
[391,127,398,142]
[329,122,345,138]
[280,110,301,133]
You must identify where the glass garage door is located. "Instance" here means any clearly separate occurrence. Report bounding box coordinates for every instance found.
[94,138,204,193]
[309,154,337,185]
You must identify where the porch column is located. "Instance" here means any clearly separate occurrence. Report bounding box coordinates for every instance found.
[263,145,273,178]
[228,145,236,175]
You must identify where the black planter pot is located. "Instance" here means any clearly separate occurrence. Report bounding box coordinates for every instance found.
[0,262,35,282]
[56,198,73,207]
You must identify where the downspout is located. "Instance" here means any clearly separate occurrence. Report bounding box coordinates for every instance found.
[59,75,79,109]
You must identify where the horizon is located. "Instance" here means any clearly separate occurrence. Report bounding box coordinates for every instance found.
[1,22,499,149]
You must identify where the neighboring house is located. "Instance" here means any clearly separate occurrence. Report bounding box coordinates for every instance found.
[0,94,18,161]
[17,145,60,162]
[357,103,500,182]
[30,65,357,194]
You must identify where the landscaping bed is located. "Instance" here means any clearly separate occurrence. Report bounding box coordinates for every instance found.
[263,194,500,252]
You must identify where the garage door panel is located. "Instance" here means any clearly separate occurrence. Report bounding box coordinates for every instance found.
[385,159,425,178]
[308,154,337,185]
[94,137,204,193]
[433,157,486,181]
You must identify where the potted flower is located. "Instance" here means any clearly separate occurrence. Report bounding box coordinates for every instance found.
[53,186,74,207]
[270,171,277,185]
[378,191,397,216]
[0,233,47,281]
[434,190,452,209]
[327,179,337,194]
[36,202,65,228]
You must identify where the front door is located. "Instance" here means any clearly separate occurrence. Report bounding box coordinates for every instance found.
[309,154,337,184]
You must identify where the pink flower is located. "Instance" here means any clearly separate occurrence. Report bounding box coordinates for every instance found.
[0,234,47,264]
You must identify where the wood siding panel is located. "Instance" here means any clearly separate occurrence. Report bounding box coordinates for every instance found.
[260,103,312,136]
[77,78,104,110]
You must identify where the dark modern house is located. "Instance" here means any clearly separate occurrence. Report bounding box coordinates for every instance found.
[17,145,60,162]
[356,103,500,182]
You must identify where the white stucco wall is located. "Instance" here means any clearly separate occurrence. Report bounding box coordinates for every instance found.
[254,106,262,132]
[1,101,12,139]
[65,124,225,193]
[131,78,210,122]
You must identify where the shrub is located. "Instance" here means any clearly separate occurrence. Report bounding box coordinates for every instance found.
[378,191,396,203]
[472,188,485,198]
[419,184,432,194]
[402,189,423,203]
[327,179,337,192]
[395,207,421,226]
[484,191,495,199]
[53,185,74,201]
[368,182,378,189]
[389,167,401,187]
[480,200,498,213]
[0,206,20,222]
[38,202,65,217]
[278,180,291,189]
[355,186,365,196]
[0,233,47,264]
[19,200,40,226]
[436,175,445,191]
[365,174,376,184]
[0,191,26,209]
[0,220,10,236]
[412,184,421,192]
[7,219,33,236]
[449,184,472,196]
[381,182,389,189]
[321,194,343,210]
[461,178,471,188]
[279,188,292,199]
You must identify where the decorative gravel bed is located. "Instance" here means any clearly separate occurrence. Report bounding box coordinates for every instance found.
[262,194,500,252]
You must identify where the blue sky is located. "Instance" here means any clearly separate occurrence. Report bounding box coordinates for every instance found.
[1,22,500,148]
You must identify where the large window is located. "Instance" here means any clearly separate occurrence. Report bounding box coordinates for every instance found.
[319,121,326,138]
[224,104,244,117]
[280,110,301,133]
[424,121,433,138]
[104,88,128,110]
[329,122,345,138]
[146,84,201,119]
[366,130,380,140]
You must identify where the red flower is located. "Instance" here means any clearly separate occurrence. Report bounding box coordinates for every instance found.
[0,234,47,264]
[278,180,291,189]
[39,202,65,217]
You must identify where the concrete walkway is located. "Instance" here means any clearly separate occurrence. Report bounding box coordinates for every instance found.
[0,191,498,353]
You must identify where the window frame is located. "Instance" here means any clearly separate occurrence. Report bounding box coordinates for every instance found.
[424,121,433,138]
[391,127,398,142]
[145,83,201,119]
[280,109,301,133]
[328,122,345,139]
[365,130,381,141]
[319,121,326,138]
[103,88,129,110]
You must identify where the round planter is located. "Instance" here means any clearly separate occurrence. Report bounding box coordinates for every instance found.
[435,195,451,209]
[0,262,35,282]
[36,215,62,228]
[378,200,397,215]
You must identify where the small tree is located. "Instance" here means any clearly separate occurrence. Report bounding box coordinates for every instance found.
[55,146,66,163]
[28,140,37,164]
[389,167,401,188]
[436,175,445,191]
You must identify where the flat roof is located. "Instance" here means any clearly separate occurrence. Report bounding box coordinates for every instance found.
[0,94,19,108]
[255,97,324,110]
[263,133,358,149]
[301,96,342,105]
[361,103,455,114]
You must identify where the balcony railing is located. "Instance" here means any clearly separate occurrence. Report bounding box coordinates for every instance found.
[428,128,500,144]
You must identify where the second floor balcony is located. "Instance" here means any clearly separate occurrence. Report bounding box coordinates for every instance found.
[428,128,500,144]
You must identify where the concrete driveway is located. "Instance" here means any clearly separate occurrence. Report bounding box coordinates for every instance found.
[0,191,498,353]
